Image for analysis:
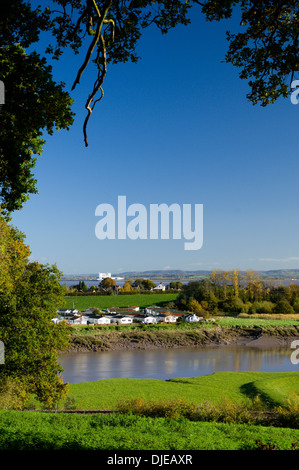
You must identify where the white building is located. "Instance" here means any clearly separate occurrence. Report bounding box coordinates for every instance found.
[153,283,166,291]
[61,315,88,325]
[164,315,177,323]
[142,316,157,324]
[115,316,133,324]
[96,316,111,325]
[83,307,102,314]
[144,306,162,315]
[57,308,79,315]
[185,314,203,323]
[98,272,112,280]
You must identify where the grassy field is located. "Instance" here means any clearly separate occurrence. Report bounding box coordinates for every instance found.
[63,293,178,310]
[2,371,299,450]
[64,371,299,410]
[1,409,299,450]
[251,375,299,407]
[0,411,299,452]
[217,315,299,328]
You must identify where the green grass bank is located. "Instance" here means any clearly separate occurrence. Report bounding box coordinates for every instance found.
[3,371,299,450]
[64,371,299,410]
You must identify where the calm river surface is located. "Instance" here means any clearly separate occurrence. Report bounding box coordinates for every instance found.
[59,345,299,384]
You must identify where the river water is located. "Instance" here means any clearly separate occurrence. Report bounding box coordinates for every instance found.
[59,278,299,383]
[59,344,299,384]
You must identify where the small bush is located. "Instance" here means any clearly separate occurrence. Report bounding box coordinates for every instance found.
[117,396,265,424]
[273,392,299,428]
[117,397,198,420]
[116,395,299,428]
[222,298,247,314]
[197,396,268,424]
[0,377,30,410]
[252,301,275,314]
[63,397,78,410]
[274,301,294,314]
[237,313,250,318]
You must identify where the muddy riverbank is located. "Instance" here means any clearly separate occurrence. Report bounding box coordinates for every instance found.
[67,325,299,353]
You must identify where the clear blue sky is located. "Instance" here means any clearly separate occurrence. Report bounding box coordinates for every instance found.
[11,6,299,275]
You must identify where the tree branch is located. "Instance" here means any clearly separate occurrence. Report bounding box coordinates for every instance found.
[71,0,113,91]
[83,34,107,147]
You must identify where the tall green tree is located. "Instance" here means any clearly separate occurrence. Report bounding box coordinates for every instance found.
[0,217,70,408]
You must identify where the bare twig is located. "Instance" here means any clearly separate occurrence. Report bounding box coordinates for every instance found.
[83,33,107,147]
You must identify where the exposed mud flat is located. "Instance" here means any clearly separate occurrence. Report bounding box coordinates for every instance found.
[244,335,299,349]
[67,326,299,353]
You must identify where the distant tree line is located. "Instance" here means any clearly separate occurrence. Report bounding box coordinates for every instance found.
[66,278,183,296]
[176,270,299,315]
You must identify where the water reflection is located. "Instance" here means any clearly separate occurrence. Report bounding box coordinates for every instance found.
[58,345,298,384]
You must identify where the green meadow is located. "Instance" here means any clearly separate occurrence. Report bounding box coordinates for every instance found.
[2,371,299,450]
[1,409,299,450]
[65,371,299,410]
[63,293,178,310]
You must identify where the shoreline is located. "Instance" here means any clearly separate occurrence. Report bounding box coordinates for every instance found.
[66,326,299,353]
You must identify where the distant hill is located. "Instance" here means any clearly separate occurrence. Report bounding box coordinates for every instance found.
[118,269,299,280]
[62,269,299,281]
[117,270,211,280]
[259,269,299,279]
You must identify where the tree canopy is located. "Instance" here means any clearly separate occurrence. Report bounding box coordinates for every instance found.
[0,44,74,218]
[1,0,299,215]
[200,0,299,106]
